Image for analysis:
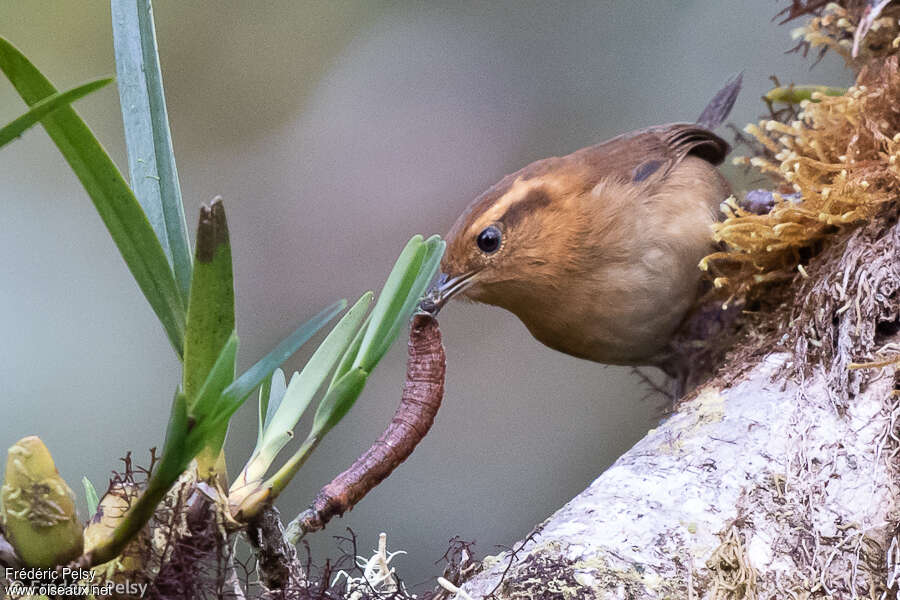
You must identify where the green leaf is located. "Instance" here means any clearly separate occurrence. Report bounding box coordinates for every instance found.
[111,0,192,303]
[258,375,272,440]
[320,236,443,421]
[256,370,277,446]
[370,235,444,365]
[765,85,846,104]
[0,36,186,356]
[223,300,346,407]
[310,367,368,438]
[86,391,190,569]
[188,299,348,447]
[183,199,235,406]
[188,331,238,423]
[250,237,445,504]
[258,292,372,458]
[329,312,371,390]
[353,236,425,371]
[262,434,319,499]
[0,78,112,148]
[184,332,238,459]
[156,390,190,482]
[82,476,100,516]
[259,369,287,442]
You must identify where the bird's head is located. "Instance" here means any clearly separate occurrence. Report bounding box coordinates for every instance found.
[424,157,593,314]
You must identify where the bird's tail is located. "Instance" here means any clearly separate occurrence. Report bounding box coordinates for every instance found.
[696,72,743,130]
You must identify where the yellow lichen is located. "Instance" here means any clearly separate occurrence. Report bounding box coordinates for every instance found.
[793,2,900,65]
[702,56,900,301]
[692,389,726,426]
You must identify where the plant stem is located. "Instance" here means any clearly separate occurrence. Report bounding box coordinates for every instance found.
[75,470,178,568]
[264,436,320,499]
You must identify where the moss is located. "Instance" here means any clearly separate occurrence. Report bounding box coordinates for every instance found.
[487,543,689,600]
[701,57,900,304]
[495,548,594,600]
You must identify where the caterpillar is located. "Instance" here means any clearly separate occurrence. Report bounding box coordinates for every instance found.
[295,313,445,535]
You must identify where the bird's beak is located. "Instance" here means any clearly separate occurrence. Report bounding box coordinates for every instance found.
[419,271,478,315]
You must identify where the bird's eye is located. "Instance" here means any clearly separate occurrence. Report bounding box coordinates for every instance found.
[476,225,502,254]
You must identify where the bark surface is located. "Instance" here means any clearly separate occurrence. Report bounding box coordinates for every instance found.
[457,352,899,599]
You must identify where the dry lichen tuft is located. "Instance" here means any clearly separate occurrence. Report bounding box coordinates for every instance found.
[705,526,758,600]
[785,1,900,65]
[701,56,900,304]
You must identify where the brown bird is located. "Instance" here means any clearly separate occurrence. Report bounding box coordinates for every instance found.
[424,75,742,372]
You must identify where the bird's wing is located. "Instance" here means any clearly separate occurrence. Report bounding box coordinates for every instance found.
[569,123,731,185]
[559,74,740,187]
[697,72,743,130]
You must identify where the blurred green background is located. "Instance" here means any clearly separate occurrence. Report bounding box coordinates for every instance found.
[1,0,849,585]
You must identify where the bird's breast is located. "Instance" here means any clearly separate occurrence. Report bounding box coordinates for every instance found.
[491,156,728,366]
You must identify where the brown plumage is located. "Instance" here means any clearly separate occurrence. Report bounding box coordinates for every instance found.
[426,75,741,368]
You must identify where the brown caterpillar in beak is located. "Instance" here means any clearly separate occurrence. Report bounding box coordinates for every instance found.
[294,313,445,535]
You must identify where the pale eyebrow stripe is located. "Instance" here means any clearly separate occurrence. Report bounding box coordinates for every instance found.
[500,187,552,228]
